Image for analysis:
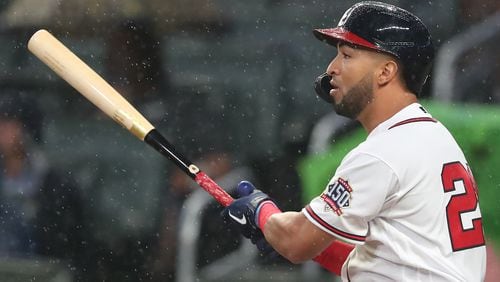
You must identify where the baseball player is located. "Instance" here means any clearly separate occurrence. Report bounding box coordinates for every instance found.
[222,1,486,281]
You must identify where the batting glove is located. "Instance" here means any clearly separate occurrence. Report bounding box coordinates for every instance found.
[221,181,275,244]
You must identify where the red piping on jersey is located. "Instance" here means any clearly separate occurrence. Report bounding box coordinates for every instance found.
[388,117,437,129]
[305,205,366,242]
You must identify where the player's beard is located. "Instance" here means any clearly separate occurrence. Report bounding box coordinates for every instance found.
[333,73,374,119]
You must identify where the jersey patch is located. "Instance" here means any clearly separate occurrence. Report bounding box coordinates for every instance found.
[321,177,352,215]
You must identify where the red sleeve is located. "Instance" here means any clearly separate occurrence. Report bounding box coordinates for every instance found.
[312,240,354,276]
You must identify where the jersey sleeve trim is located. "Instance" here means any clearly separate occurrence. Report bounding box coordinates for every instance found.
[304,205,366,243]
[388,117,437,129]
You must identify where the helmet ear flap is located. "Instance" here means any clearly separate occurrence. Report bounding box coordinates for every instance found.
[314,73,333,103]
[402,58,434,95]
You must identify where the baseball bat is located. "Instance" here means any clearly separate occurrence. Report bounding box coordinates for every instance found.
[27,29,234,207]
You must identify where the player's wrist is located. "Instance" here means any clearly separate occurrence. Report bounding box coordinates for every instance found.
[256,201,281,230]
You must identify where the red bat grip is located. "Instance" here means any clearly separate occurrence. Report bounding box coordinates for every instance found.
[194,172,234,207]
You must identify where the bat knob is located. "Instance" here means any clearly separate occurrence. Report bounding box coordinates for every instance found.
[237,180,255,197]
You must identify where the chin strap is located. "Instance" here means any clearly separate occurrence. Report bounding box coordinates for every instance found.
[314,73,333,103]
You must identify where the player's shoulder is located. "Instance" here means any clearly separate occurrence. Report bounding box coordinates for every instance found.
[343,103,463,168]
[341,143,396,174]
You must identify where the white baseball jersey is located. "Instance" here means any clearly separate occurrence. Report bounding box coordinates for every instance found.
[303,103,486,281]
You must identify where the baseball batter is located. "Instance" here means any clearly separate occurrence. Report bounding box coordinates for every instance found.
[222,1,486,281]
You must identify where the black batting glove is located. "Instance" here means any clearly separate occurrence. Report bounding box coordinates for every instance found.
[221,181,273,244]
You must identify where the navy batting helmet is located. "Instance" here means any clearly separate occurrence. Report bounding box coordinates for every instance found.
[313,1,434,100]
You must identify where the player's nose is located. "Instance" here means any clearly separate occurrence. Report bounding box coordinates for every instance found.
[326,56,340,76]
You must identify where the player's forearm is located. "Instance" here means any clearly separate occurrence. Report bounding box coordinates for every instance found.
[263,211,332,263]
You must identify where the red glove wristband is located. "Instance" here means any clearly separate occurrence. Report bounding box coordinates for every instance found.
[257,201,281,230]
[313,240,354,275]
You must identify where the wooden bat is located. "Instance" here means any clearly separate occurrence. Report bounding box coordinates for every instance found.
[27,29,234,207]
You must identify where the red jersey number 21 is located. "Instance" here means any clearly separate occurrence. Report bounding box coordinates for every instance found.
[441,162,485,252]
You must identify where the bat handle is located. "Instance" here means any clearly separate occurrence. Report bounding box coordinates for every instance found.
[144,129,234,206]
[145,130,195,178]
[194,172,234,206]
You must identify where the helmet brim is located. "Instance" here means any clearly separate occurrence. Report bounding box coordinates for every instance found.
[313,27,376,50]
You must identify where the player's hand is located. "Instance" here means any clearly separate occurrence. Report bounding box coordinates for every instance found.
[221,181,275,244]
[222,181,283,261]
[254,237,282,261]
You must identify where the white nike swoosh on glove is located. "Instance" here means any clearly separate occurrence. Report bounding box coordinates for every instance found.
[228,210,247,225]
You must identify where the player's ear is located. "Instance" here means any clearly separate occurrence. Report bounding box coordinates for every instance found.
[376,59,399,87]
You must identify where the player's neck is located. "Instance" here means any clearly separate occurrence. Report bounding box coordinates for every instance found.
[357,89,418,133]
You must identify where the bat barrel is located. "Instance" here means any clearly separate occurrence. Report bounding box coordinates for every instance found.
[27,29,154,140]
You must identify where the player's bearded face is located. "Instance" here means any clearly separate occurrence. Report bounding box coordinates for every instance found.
[333,73,374,119]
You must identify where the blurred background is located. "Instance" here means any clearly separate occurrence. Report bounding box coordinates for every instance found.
[0,0,499,281]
